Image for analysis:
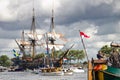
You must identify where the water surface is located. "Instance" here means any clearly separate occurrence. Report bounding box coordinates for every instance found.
[0,71,87,80]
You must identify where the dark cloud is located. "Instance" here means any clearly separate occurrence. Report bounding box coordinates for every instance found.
[55,1,117,25]
[0,0,120,59]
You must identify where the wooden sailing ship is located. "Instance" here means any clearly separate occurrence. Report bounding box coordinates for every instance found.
[13,4,44,70]
[14,0,69,71]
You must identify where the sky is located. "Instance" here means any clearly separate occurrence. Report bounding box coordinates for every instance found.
[0,0,120,60]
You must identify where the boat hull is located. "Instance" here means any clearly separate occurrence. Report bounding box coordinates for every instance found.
[89,60,120,80]
[104,66,120,80]
[94,67,120,80]
[64,71,73,75]
[41,71,64,76]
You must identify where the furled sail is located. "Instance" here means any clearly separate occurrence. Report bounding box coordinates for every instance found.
[26,33,43,40]
[42,43,64,51]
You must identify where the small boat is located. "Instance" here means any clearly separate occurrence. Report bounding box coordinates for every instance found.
[0,66,7,72]
[40,67,64,76]
[71,67,85,73]
[63,68,73,75]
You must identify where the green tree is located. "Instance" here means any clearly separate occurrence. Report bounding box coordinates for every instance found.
[99,45,112,57]
[75,50,85,62]
[67,50,85,63]
[0,55,11,67]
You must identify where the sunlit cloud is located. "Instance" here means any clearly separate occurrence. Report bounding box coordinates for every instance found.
[0,0,17,21]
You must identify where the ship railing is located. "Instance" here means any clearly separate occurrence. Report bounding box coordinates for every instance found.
[101,70,120,78]
[98,70,120,80]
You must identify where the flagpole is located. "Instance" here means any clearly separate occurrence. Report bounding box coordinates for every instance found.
[79,30,89,61]
[79,30,89,80]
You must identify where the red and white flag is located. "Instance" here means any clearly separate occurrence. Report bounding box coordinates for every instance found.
[63,58,67,61]
[80,32,90,38]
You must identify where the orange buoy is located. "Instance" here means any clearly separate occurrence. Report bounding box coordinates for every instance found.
[94,64,102,71]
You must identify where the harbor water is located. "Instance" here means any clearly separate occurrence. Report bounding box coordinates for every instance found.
[0,71,87,80]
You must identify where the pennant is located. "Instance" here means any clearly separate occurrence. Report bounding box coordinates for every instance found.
[80,32,90,38]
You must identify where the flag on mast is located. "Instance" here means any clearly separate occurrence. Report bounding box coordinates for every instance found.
[80,32,90,38]
[79,30,89,61]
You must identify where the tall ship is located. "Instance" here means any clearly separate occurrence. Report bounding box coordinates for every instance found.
[13,6,43,70]
[12,0,70,71]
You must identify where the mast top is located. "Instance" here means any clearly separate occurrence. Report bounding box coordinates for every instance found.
[30,7,36,34]
[50,0,55,33]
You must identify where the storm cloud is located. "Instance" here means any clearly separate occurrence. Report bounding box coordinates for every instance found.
[0,0,120,59]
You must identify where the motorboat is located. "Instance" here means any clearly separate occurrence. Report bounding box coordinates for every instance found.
[71,67,85,73]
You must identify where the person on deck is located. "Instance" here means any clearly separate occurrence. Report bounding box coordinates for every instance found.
[97,51,104,60]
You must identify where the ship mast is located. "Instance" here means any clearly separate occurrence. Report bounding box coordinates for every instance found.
[29,1,37,59]
[16,0,43,59]
[50,5,55,33]
[21,30,26,57]
[45,0,66,59]
[15,30,26,58]
[49,0,56,45]
[44,0,66,51]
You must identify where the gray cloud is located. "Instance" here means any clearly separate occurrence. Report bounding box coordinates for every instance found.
[0,0,120,59]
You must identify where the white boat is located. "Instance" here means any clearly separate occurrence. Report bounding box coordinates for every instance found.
[0,66,7,72]
[71,67,85,73]
[63,68,73,75]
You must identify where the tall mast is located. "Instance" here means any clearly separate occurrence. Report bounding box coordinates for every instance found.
[45,0,66,50]
[22,30,25,42]
[50,0,55,33]
[30,7,36,37]
[30,0,36,59]
[21,30,26,57]
[48,0,56,45]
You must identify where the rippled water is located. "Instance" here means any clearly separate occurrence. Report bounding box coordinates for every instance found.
[0,71,87,80]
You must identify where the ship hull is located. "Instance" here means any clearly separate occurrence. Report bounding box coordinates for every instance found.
[104,66,120,80]
[88,60,120,80]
